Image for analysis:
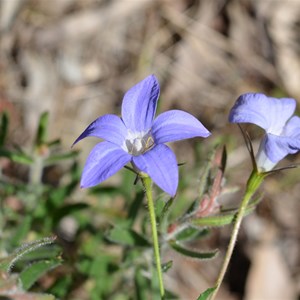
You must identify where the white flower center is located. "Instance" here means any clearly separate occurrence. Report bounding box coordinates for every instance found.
[255,135,277,171]
[122,130,155,156]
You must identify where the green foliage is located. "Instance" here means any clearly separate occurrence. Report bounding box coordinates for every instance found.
[0,112,262,298]
[0,237,59,300]
[0,237,57,272]
[0,111,8,147]
[20,255,61,290]
[169,240,218,260]
[35,112,49,147]
[107,227,150,247]
[197,287,217,300]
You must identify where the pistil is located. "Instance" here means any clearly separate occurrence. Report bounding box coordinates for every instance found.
[125,131,155,156]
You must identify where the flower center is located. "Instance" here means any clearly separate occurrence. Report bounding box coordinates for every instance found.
[124,130,155,156]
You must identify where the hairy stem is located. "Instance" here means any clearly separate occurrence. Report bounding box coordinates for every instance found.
[141,175,165,298]
[210,170,264,300]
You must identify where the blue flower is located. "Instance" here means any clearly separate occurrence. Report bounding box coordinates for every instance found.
[73,75,210,196]
[229,93,300,171]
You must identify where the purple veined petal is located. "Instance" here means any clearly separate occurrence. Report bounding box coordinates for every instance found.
[121,75,160,132]
[132,144,178,197]
[73,114,127,147]
[229,93,296,134]
[81,141,131,188]
[152,110,210,144]
[264,133,300,163]
[282,116,300,137]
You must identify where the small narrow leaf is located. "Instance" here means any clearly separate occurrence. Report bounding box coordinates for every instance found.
[0,111,9,147]
[161,260,173,273]
[134,268,148,300]
[164,289,180,299]
[0,237,56,272]
[35,112,49,146]
[0,149,33,165]
[197,287,217,300]
[19,244,61,262]
[0,293,55,300]
[11,216,32,247]
[47,139,61,148]
[191,213,237,227]
[20,258,62,290]
[160,197,175,221]
[107,227,150,247]
[174,227,209,242]
[44,151,79,164]
[127,191,144,227]
[190,204,255,228]
[169,240,218,260]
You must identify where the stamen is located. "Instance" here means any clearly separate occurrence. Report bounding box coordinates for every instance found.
[124,130,155,156]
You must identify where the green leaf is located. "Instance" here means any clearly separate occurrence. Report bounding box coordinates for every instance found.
[0,111,9,147]
[174,227,209,242]
[197,287,217,300]
[48,275,72,298]
[0,149,33,165]
[89,186,120,196]
[160,197,174,221]
[35,112,49,146]
[191,213,237,227]
[44,150,79,164]
[106,227,150,247]
[190,203,256,228]
[88,256,113,296]
[0,237,56,272]
[155,197,166,221]
[17,244,61,262]
[134,268,148,300]
[10,216,32,247]
[161,260,173,273]
[164,289,180,299]
[0,293,55,300]
[20,258,62,290]
[127,191,144,227]
[169,240,218,260]
[47,138,61,148]
[156,196,175,234]
[31,294,56,300]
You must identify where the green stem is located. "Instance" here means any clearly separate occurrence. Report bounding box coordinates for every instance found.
[141,175,165,298]
[210,170,264,300]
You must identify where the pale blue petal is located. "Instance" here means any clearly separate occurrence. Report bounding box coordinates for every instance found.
[229,93,296,134]
[73,114,127,147]
[81,142,131,188]
[132,144,178,196]
[265,133,300,163]
[282,116,300,137]
[121,75,159,132]
[152,110,210,144]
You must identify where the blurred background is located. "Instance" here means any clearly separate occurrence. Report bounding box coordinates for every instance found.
[0,0,300,299]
